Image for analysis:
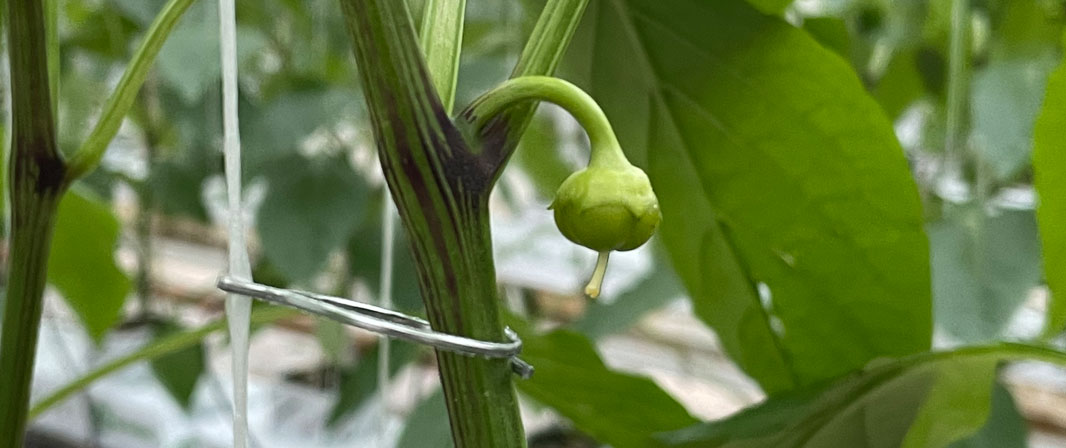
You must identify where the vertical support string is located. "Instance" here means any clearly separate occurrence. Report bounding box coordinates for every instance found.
[377,188,397,419]
[218,0,252,446]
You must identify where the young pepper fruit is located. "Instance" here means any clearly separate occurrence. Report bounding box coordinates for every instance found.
[464,76,661,298]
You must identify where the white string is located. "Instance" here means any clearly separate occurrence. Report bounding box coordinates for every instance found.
[377,189,396,417]
[218,0,252,446]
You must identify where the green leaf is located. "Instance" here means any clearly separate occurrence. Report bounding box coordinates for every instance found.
[581,0,931,389]
[872,49,928,119]
[572,247,683,340]
[346,192,424,314]
[1034,56,1066,336]
[949,381,1028,448]
[110,0,169,27]
[156,5,267,103]
[314,317,349,366]
[48,189,132,342]
[972,58,1057,181]
[149,320,206,410]
[514,111,575,199]
[745,0,793,15]
[241,87,350,175]
[900,356,998,448]
[396,389,454,448]
[929,207,1043,342]
[514,326,698,448]
[802,17,850,60]
[658,345,1049,448]
[327,340,418,425]
[257,154,367,282]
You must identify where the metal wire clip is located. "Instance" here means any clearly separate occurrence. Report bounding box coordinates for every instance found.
[216,276,533,378]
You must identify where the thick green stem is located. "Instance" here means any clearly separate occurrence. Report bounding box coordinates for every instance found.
[419,0,465,114]
[464,76,628,168]
[0,0,67,445]
[339,0,524,446]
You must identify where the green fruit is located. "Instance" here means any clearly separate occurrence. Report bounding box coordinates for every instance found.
[550,164,661,252]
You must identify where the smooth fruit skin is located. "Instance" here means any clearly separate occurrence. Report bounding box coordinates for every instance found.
[550,164,662,252]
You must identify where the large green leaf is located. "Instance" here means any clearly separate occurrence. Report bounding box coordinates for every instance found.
[514,325,698,448]
[579,0,931,389]
[257,154,367,282]
[48,189,132,342]
[658,345,1047,448]
[929,207,1043,342]
[1035,57,1066,336]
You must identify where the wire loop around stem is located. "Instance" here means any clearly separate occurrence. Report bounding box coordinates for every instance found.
[216,276,534,379]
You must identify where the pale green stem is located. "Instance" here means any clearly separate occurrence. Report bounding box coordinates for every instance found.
[28,307,294,419]
[466,76,628,168]
[64,0,196,182]
[943,0,969,178]
[418,0,465,114]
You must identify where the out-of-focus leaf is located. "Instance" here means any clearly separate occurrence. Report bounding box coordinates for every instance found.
[949,381,1028,448]
[972,58,1057,181]
[900,356,998,448]
[327,340,418,425]
[929,207,1043,342]
[346,190,424,314]
[514,112,574,199]
[659,348,1022,448]
[1035,55,1066,336]
[986,0,1064,61]
[572,248,683,340]
[314,317,349,365]
[241,87,349,175]
[396,389,453,448]
[873,50,927,119]
[148,160,209,221]
[156,5,267,104]
[149,320,206,410]
[514,324,697,448]
[110,0,169,28]
[581,0,930,390]
[48,189,132,342]
[258,155,366,282]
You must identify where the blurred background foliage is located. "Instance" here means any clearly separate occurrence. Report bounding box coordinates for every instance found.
[4,0,1066,446]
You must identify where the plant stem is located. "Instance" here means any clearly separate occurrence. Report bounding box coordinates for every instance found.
[65,0,196,182]
[419,0,465,114]
[0,0,67,445]
[943,0,969,180]
[339,0,524,445]
[464,76,626,167]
